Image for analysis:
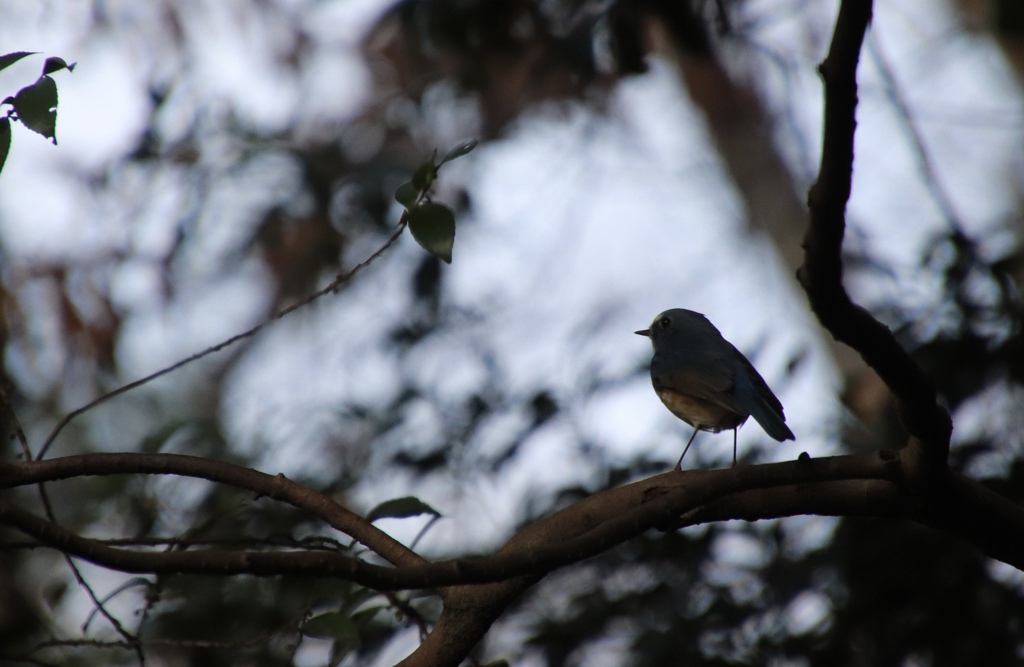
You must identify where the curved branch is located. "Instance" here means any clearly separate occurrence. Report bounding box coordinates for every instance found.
[0,453,423,568]
[0,453,903,589]
[796,0,952,458]
[5,449,1024,667]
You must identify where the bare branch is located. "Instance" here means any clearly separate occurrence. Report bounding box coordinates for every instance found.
[5,449,1024,667]
[796,0,952,461]
[0,454,902,588]
[0,452,424,568]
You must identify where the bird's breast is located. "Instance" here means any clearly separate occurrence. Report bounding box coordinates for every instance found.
[654,386,747,432]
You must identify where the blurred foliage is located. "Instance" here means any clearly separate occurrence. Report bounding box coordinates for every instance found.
[1,0,1024,666]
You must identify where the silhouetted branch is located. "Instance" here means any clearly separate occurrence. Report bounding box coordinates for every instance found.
[0,452,423,568]
[5,452,1024,666]
[796,0,952,460]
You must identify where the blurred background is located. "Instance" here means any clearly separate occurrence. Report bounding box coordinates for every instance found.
[1,0,1023,665]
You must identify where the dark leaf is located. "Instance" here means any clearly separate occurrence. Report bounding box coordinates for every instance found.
[0,117,10,174]
[350,605,383,627]
[302,612,360,641]
[440,138,478,165]
[43,57,76,74]
[328,626,362,667]
[366,496,440,522]
[12,75,59,143]
[408,202,456,264]
[395,180,420,208]
[411,161,437,190]
[0,51,37,73]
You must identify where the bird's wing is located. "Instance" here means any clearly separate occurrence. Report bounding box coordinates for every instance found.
[652,349,737,406]
[729,345,794,441]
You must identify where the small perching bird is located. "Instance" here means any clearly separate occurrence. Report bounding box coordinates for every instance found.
[636,308,794,468]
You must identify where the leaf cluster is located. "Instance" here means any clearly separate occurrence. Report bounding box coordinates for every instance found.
[394,140,478,264]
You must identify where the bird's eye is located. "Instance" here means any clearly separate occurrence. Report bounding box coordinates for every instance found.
[658,316,671,329]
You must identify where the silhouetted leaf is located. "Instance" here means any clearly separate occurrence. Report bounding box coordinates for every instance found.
[42,57,76,75]
[395,180,420,208]
[440,138,478,165]
[0,118,10,174]
[411,161,437,190]
[11,75,58,143]
[303,612,359,642]
[0,51,37,73]
[408,202,455,263]
[366,496,440,522]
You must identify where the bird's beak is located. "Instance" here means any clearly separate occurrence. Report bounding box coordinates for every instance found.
[635,329,650,337]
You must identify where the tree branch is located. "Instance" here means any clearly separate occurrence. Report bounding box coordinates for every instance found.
[0,453,907,588]
[796,0,951,460]
[5,449,1024,665]
[0,453,423,568]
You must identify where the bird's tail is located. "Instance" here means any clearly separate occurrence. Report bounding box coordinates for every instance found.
[748,394,795,442]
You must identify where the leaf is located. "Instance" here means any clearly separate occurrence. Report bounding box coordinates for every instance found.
[408,203,456,264]
[394,180,420,208]
[0,118,10,175]
[328,631,361,667]
[366,496,440,522]
[411,161,437,190]
[351,605,384,626]
[440,138,478,165]
[0,52,37,73]
[302,612,360,641]
[11,75,58,143]
[42,57,75,75]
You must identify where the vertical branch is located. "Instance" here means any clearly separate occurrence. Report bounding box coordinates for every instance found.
[796,0,951,460]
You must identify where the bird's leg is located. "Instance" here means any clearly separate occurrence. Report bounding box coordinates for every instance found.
[731,429,738,467]
[676,429,699,470]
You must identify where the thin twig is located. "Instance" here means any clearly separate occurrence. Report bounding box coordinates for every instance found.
[385,591,433,640]
[866,30,962,232]
[1,384,32,459]
[37,217,409,460]
[35,484,145,665]
[1,534,351,552]
[11,613,305,657]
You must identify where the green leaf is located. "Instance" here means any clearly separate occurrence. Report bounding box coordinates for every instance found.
[350,605,384,627]
[394,180,420,208]
[0,52,37,73]
[411,161,437,190]
[328,632,361,667]
[12,75,58,143]
[0,118,11,175]
[408,203,456,264]
[366,496,441,522]
[302,612,360,641]
[440,138,478,165]
[43,57,76,75]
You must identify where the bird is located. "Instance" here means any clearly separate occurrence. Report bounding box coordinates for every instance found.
[636,308,794,468]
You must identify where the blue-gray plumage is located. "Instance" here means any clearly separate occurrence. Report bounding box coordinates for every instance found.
[636,308,794,468]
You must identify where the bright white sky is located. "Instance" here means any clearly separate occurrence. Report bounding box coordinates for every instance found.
[1,0,1023,661]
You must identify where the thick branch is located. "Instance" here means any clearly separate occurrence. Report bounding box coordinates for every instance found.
[0,453,901,589]
[796,0,952,458]
[6,449,1024,667]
